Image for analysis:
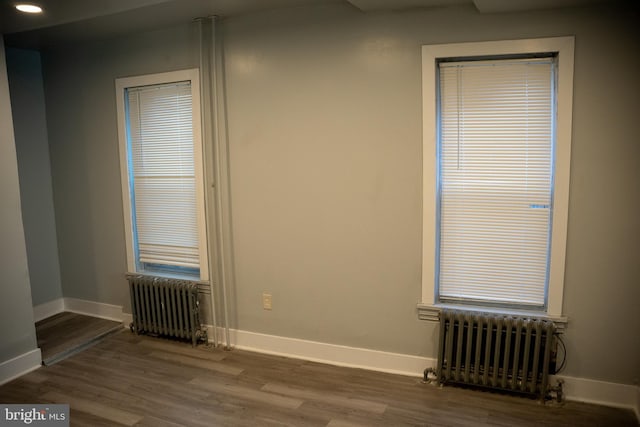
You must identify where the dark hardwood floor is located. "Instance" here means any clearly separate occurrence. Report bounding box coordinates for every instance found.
[36,312,122,365]
[1,331,637,426]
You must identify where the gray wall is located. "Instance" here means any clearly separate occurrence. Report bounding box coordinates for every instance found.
[6,48,63,307]
[40,3,639,386]
[41,25,200,306]
[0,36,38,363]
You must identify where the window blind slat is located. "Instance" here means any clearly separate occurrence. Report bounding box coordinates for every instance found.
[437,57,554,308]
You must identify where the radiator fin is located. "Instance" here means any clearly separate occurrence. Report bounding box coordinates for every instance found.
[128,275,204,346]
[437,309,556,400]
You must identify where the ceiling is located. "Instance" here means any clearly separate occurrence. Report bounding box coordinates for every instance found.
[0,0,608,48]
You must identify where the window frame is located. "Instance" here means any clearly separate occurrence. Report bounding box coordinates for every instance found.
[116,69,209,281]
[419,37,574,322]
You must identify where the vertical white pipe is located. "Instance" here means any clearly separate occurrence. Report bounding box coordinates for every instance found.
[197,17,219,347]
[210,15,232,349]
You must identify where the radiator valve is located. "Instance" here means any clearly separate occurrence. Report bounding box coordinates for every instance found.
[423,367,438,384]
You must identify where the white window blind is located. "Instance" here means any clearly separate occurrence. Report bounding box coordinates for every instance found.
[437,57,555,308]
[126,81,200,270]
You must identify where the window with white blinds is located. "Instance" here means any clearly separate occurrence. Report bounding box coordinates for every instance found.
[128,81,199,270]
[420,38,574,319]
[116,70,207,280]
[437,57,556,309]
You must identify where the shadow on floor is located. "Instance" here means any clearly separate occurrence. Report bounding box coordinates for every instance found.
[36,312,122,365]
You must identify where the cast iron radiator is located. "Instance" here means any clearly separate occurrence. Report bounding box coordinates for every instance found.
[436,310,556,400]
[128,275,206,346]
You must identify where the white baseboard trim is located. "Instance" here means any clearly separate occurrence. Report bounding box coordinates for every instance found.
[205,325,434,378]
[32,297,126,324]
[551,375,640,421]
[32,298,65,322]
[63,298,123,323]
[0,349,42,386]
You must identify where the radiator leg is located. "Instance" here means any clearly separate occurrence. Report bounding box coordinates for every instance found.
[549,379,565,404]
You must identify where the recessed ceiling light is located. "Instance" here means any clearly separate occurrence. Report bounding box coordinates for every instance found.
[15,4,43,13]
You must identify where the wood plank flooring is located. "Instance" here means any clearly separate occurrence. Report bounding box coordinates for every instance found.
[36,312,122,365]
[1,331,637,426]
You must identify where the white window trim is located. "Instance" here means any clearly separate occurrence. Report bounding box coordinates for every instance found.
[419,37,574,325]
[115,69,209,281]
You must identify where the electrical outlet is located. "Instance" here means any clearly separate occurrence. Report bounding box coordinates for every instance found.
[262,292,272,310]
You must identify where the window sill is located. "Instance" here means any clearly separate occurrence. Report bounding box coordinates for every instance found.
[125,272,210,287]
[417,303,568,332]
